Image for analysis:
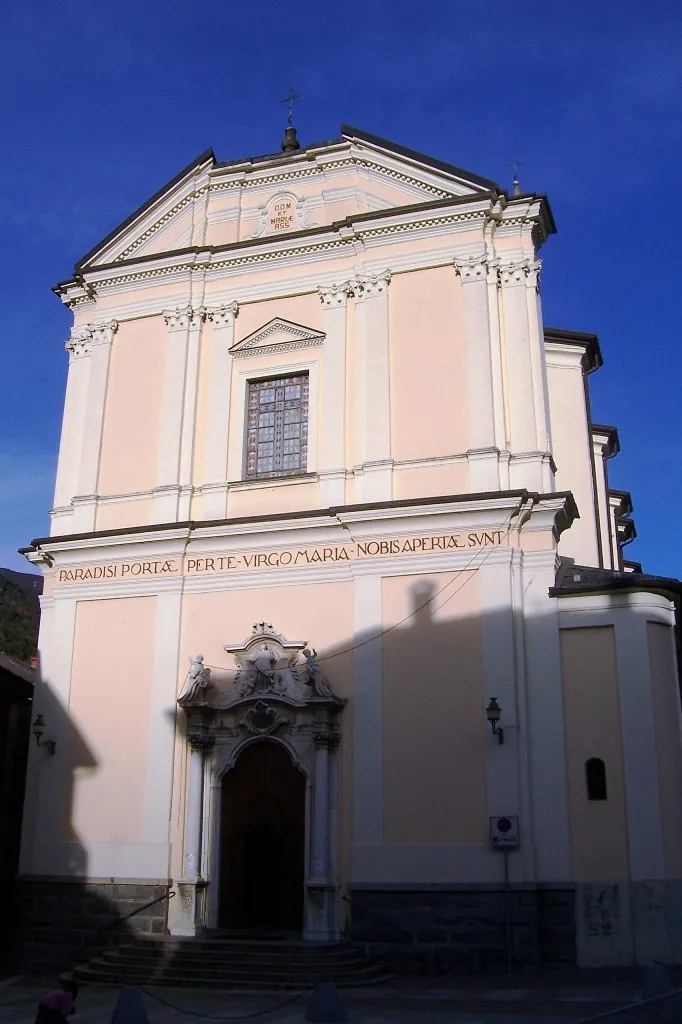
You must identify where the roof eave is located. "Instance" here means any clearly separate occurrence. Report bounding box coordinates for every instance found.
[69,146,216,278]
[340,123,501,192]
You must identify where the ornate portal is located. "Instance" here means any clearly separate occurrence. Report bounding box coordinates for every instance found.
[174,623,346,942]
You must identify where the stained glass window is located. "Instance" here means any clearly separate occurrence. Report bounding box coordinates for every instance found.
[245,374,309,479]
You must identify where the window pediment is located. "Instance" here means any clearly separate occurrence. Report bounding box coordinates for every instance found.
[229,318,325,359]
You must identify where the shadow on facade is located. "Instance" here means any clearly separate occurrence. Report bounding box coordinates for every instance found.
[18,575,584,975]
[16,676,167,975]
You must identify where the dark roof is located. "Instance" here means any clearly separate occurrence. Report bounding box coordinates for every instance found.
[543,326,603,372]
[340,124,500,192]
[591,423,620,457]
[0,652,36,686]
[551,561,682,599]
[67,147,216,278]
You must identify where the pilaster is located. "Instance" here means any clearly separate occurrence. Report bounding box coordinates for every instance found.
[479,557,524,880]
[144,585,183,861]
[203,303,239,520]
[155,306,203,523]
[498,258,549,492]
[73,320,118,532]
[318,283,351,506]
[352,576,383,874]
[53,328,93,522]
[521,550,571,883]
[454,254,499,491]
[354,271,392,502]
[170,728,214,937]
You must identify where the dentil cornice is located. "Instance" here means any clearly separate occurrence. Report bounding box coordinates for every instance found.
[205,301,239,329]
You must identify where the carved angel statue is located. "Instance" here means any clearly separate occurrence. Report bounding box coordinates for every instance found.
[301,648,334,698]
[179,654,212,704]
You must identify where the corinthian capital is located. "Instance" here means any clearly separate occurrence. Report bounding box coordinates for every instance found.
[205,302,239,329]
[64,326,91,360]
[163,305,203,332]
[318,282,353,308]
[354,270,391,299]
[90,319,118,347]
[498,257,542,288]
[454,252,489,282]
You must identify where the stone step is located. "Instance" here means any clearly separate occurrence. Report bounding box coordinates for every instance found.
[74,937,390,990]
[85,956,385,978]
[100,942,364,958]
[75,965,390,989]
[115,938,350,953]
[99,951,373,969]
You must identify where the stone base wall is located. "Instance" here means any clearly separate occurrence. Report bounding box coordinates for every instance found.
[346,886,576,972]
[576,881,682,967]
[17,876,171,971]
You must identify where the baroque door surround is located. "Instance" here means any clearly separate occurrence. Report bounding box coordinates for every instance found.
[173,623,346,941]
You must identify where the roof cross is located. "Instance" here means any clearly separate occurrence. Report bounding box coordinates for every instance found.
[281,88,302,128]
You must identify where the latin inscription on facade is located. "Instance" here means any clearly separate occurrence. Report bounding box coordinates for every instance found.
[268,198,294,232]
[54,529,507,585]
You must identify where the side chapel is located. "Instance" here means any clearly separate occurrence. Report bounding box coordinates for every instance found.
[19,122,682,967]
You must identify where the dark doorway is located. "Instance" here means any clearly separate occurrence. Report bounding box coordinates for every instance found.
[220,741,306,931]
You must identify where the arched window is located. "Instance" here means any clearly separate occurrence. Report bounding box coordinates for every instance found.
[585,758,608,801]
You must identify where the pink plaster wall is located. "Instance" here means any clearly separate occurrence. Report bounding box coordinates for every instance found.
[95,499,153,531]
[67,596,155,843]
[389,267,467,463]
[98,317,165,495]
[381,570,485,844]
[560,626,630,881]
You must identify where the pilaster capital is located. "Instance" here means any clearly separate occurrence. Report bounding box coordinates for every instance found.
[65,326,91,360]
[64,319,118,359]
[313,730,340,750]
[163,306,204,332]
[318,282,353,308]
[353,269,391,299]
[187,729,215,752]
[90,319,118,347]
[454,252,489,282]
[498,257,542,288]
[205,302,239,329]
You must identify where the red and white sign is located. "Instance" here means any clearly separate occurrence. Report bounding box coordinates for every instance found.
[490,815,519,847]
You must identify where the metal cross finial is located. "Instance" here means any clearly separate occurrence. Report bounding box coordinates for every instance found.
[281,88,302,127]
[510,160,522,196]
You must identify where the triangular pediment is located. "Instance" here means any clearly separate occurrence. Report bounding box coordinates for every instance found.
[58,127,504,293]
[230,318,325,359]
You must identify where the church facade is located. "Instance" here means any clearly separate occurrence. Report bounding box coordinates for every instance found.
[19,125,682,968]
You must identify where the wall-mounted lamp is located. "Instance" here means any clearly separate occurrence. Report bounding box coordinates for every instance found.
[485,698,504,744]
[32,714,56,755]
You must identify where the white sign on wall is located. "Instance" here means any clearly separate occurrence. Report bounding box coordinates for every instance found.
[490,815,519,848]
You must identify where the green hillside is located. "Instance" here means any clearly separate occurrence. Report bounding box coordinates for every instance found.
[0,570,41,663]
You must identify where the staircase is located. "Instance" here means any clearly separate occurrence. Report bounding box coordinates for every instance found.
[75,934,391,989]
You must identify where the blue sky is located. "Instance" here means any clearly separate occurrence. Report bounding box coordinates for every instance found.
[1,1,680,576]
